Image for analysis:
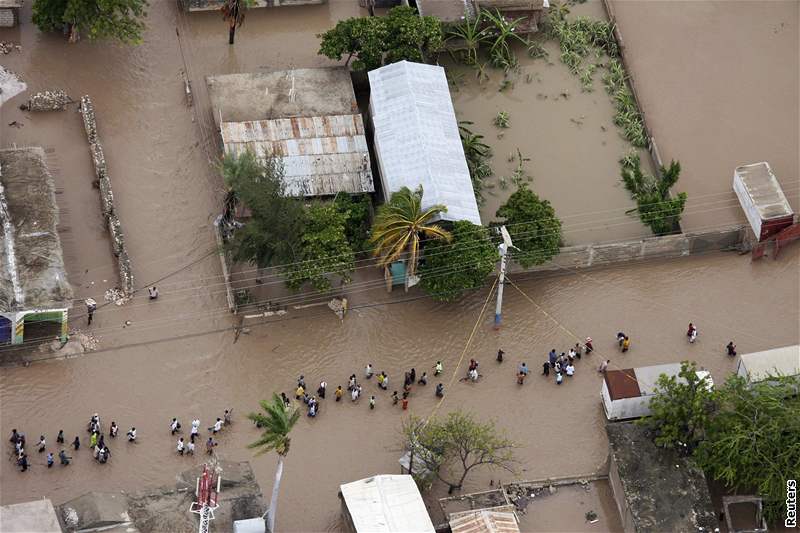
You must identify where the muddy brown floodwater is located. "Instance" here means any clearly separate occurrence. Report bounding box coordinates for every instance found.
[608,0,800,232]
[1,1,800,532]
[446,1,655,247]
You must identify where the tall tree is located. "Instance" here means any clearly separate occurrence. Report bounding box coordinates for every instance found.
[284,202,356,292]
[639,361,714,454]
[402,411,517,494]
[370,186,451,277]
[221,0,251,45]
[419,221,498,301]
[32,0,148,44]
[248,393,301,533]
[495,184,562,268]
[318,6,444,71]
[221,150,305,268]
[695,375,800,524]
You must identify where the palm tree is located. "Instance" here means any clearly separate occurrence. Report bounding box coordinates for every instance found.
[221,0,249,45]
[370,186,452,277]
[248,393,300,533]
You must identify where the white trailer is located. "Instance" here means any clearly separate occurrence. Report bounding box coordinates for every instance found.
[736,345,800,385]
[602,363,713,421]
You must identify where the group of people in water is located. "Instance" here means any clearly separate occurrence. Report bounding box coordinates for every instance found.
[289,362,449,418]
[10,409,232,472]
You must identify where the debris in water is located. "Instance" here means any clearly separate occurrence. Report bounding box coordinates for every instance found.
[0,41,20,55]
[104,287,129,306]
[20,90,73,112]
[585,510,598,523]
[7,121,22,128]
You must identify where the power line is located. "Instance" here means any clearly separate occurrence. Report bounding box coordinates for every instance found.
[1,239,762,353]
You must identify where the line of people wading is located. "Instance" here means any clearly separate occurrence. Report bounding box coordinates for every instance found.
[9,409,232,472]
[12,322,736,472]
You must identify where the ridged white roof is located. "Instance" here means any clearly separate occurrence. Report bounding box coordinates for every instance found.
[368,61,481,225]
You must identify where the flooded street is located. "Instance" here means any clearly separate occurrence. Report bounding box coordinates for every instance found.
[2,1,800,531]
[2,245,798,530]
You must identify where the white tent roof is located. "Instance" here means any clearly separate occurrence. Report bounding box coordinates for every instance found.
[368,61,481,225]
[738,345,800,382]
[340,475,435,533]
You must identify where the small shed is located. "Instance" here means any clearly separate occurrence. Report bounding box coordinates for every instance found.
[737,344,800,384]
[449,510,520,533]
[0,0,23,28]
[368,61,481,225]
[606,422,718,533]
[339,474,435,533]
[207,68,374,198]
[0,148,73,346]
[601,363,713,421]
[733,161,795,241]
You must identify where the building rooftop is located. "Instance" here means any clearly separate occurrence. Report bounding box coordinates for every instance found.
[738,344,800,382]
[734,162,794,221]
[208,68,373,198]
[449,510,520,533]
[221,114,374,197]
[606,423,718,533]
[207,68,359,125]
[0,147,73,312]
[340,474,435,533]
[368,61,482,225]
[0,499,62,533]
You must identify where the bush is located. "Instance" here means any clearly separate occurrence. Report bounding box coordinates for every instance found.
[419,221,498,301]
[495,185,562,268]
[318,6,444,71]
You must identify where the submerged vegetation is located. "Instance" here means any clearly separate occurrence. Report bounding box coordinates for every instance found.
[459,121,494,204]
[620,152,687,235]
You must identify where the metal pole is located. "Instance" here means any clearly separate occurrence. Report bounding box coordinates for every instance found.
[494,243,507,329]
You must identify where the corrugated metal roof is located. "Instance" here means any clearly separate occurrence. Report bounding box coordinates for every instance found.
[738,345,800,382]
[450,510,520,533]
[221,115,374,197]
[734,162,794,220]
[604,369,641,400]
[340,475,435,533]
[368,61,482,225]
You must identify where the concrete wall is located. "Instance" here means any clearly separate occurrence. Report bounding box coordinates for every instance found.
[79,96,135,296]
[510,225,747,274]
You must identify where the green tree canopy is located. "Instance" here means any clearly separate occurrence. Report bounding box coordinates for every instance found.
[33,0,148,44]
[247,393,300,533]
[403,411,517,493]
[695,375,800,524]
[370,186,451,276]
[419,221,498,302]
[495,184,562,268]
[620,153,687,235]
[284,202,356,292]
[222,150,305,268]
[639,361,714,454]
[642,364,800,524]
[318,6,444,71]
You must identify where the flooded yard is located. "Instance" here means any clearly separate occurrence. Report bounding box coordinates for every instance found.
[446,1,654,246]
[608,0,800,233]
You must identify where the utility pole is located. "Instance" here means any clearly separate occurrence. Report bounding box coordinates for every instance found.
[494,242,508,329]
[494,226,515,330]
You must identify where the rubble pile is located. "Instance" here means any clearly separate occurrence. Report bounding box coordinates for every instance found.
[22,89,73,111]
[80,95,135,298]
[104,287,129,306]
